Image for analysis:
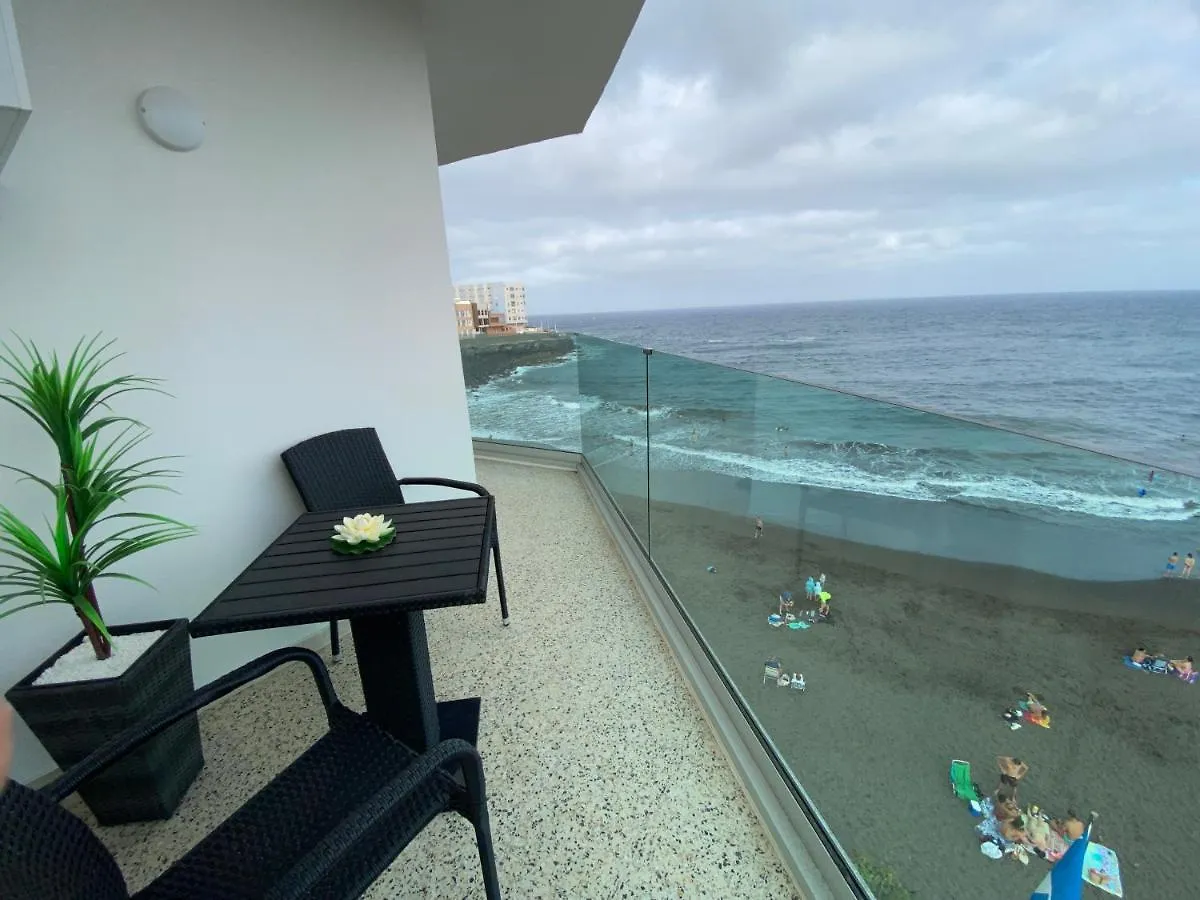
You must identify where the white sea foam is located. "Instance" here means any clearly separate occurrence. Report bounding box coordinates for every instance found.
[468,364,1198,525]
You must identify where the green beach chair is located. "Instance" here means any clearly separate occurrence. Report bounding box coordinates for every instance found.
[950,759,981,802]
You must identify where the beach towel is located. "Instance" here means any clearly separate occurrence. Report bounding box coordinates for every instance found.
[950,759,981,802]
[1082,842,1123,897]
[1122,656,1196,682]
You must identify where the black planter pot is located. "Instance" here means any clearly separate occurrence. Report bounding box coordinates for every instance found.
[5,618,204,825]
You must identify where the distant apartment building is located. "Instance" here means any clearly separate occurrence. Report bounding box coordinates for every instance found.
[452,282,527,335]
[453,300,476,337]
[503,284,528,330]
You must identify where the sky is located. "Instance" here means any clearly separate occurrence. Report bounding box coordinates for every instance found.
[439,0,1200,314]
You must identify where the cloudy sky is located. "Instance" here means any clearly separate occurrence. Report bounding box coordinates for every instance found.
[440,0,1200,313]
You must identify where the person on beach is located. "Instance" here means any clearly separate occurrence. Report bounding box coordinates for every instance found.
[1023,812,1054,852]
[1131,647,1148,664]
[1169,656,1194,677]
[1165,552,1179,576]
[999,815,1027,844]
[1052,810,1086,842]
[805,576,816,603]
[994,792,1020,823]
[996,756,1029,799]
[754,516,763,540]
[1184,553,1195,578]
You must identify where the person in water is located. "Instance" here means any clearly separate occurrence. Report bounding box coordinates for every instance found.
[1183,553,1195,578]
[1165,552,1179,577]
[754,516,763,540]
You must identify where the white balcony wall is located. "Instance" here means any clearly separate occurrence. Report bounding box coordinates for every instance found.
[0,0,474,783]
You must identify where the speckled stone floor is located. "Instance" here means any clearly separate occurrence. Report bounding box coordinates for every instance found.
[74,459,801,899]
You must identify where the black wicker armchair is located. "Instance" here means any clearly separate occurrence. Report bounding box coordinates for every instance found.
[281,428,511,659]
[0,647,502,900]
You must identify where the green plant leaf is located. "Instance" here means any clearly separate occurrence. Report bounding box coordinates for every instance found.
[0,335,195,639]
[73,595,112,643]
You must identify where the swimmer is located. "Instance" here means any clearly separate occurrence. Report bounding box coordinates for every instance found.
[1164,552,1179,577]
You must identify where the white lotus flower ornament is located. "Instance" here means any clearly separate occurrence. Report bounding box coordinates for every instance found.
[330,513,396,554]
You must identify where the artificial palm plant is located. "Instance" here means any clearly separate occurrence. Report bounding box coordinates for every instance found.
[0,335,195,661]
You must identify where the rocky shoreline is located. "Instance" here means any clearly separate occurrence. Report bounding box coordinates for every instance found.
[458,333,574,389]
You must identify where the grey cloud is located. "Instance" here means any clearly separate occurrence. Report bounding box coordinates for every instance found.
[441,0,1200,311]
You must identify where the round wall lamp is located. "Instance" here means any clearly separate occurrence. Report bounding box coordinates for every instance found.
[136,86,205,152]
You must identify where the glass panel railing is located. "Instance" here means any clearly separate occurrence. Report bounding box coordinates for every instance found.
[644,345,1200,899]
[576,335,651,549]
[465,331,1200,898]
[460,332,582,451]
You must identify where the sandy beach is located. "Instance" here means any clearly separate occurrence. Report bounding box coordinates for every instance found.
[616,492,1200,898]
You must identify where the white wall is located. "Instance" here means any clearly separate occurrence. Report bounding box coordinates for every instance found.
[0,0,475,783]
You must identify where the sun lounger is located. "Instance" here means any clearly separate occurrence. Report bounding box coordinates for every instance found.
[950,759,981,802]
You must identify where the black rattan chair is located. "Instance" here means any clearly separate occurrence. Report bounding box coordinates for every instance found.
[281,428,511,659]
[0,647,502,900]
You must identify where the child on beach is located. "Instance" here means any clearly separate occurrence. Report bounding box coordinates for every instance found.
[1184,553,1195,578]
[1165,552,1180,576]
[805,577,816,603]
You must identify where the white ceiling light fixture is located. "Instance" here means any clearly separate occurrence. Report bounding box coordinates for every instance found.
[136,86,205,152]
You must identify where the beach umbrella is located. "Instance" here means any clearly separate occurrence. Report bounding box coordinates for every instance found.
[1029,817,1092,900]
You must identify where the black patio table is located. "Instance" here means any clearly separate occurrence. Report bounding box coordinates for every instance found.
[190,496,495,753]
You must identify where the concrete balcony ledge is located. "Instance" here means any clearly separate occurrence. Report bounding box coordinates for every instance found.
[78,455,812,898]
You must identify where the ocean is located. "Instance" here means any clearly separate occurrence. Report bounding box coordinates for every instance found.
[467,291,1200,578]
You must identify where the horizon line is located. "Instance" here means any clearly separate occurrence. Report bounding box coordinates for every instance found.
[530,287,1200,318]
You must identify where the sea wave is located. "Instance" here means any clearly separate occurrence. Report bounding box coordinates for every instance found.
[467,362,1197,524]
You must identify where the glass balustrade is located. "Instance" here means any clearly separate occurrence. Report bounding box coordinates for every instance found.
[466,332,1200,900]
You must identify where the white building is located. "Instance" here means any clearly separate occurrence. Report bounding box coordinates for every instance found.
[503,283,528,330]
[453,282,527,333]
[0,0,641,785]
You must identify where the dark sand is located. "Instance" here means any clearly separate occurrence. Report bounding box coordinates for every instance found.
[617,494,1200,898]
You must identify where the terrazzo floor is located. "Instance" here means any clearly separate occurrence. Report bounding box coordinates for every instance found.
[75,458,801,899]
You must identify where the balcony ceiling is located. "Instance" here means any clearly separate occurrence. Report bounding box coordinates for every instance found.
[421,0,644,165]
